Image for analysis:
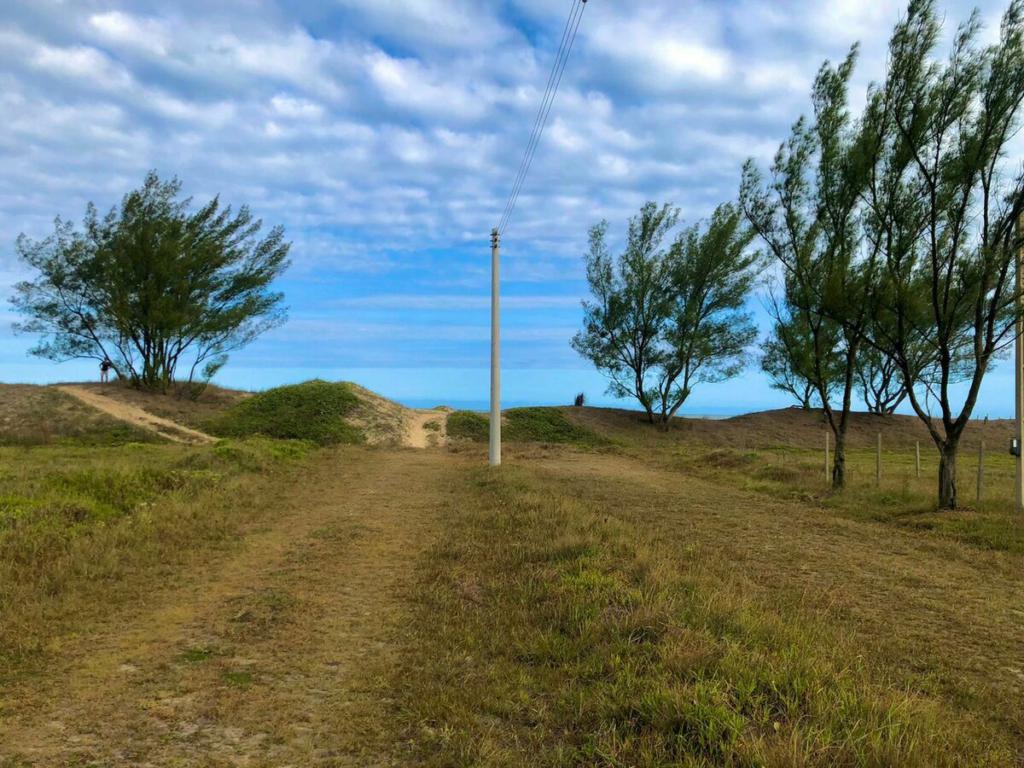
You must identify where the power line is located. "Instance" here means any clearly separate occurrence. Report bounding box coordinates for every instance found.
[496,0,578,233]
[497,0,588,235]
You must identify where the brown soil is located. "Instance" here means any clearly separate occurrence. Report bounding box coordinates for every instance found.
[57,385,216,445]
[0,447,451,766]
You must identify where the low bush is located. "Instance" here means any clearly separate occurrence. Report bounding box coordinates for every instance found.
[205,380,365,446]
[446,407,605,447]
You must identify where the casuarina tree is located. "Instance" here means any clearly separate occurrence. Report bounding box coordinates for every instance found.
[741,46,878,489]
[861,0,1024,507]
[573,201,759,425]
[11,172,290,393]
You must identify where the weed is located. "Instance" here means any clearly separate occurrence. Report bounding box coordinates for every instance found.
[222,670,253,688]
[181,646,215,663]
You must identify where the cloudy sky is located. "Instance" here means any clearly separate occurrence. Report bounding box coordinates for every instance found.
[0,0,1019,414]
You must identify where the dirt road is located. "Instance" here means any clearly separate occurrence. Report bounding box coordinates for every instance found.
[0,447,452,766]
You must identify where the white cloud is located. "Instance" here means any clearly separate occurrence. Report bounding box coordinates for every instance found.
[31,42,134,89]
[88,11,170,56]
[270,94,324,120]
[0,0,1016,379]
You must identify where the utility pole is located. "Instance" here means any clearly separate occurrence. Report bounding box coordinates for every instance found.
[490,228,501,467]
[1016,211,1023,512]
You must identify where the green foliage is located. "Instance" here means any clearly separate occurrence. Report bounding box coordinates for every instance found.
[446,411,489,441]
[859,0,1024,507]
[741,46,870,490]
[573,202,760,425]
[761,292,842,410]
[505,408,606,446]
[744,0,1024,507]
[447,408,605,447]
[856,343,907,414]
[206,381,365,446]
[11,171,290,391]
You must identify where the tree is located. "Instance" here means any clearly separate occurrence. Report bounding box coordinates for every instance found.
[741,47,878,489]
[572,201,759,425]
[855,344,906,414]
[761,288,842,409]
[861,0,1024,507]
[12,172,290,392]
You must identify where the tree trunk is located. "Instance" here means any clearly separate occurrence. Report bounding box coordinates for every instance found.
[938,442,959,509]
[831,433,846,490]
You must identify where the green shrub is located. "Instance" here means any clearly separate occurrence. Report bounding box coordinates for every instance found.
[505,408,605,445]
[446,411,489,441]
[205,381,365,446]
[447,407,605,447]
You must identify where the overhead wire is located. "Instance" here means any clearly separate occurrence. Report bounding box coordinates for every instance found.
[495,0,579,233]
[497,0,587,236]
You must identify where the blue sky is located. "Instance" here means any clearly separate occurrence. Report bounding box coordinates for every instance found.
[0,0,1019,415]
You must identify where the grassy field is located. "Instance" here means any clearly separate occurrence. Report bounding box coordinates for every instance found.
[0,438,312,674]
[1,388,1021,765]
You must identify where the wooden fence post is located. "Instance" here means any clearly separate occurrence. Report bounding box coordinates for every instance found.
[977,440,985,503]
[876,432,882,489]
[825,432,830,484]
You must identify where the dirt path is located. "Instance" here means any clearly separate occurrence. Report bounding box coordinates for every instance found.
[0,447,451,766]
[404,409,447,449]
[57,385,216,444]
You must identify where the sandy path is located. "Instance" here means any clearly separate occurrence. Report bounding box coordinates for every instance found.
[0,447,450,766]
[57,385,216,444]
[404,409,447,449]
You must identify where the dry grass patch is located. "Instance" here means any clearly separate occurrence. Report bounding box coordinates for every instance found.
[0,384,157,446]
[395,460,1014,766]
[0,438,311,674]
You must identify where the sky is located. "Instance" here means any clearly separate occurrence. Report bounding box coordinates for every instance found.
[0,0,1020,415]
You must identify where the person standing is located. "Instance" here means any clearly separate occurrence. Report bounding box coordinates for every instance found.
[100,358,112,384]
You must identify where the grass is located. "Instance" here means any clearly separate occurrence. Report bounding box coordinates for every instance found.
[447,407,608,447]
[76,380,249,430]
[0,437,312,674]
[665,444,1024,554]
[0,385,157,446]
[394,458,1016,766]
[205,380,365,445]
[1,393,1020,763]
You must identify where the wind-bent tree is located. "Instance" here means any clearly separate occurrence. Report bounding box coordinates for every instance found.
[862,0,1024,507]
[741,47,877,489]
[761,289,841,409]
[573,201,759,425]
[12,172,290,392]
[855,344,907,414]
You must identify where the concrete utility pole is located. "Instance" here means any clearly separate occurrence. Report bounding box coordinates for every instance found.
[1016,211,1024,512]
[490,228,501,467]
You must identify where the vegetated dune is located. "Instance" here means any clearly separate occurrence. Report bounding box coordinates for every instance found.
[205,380,446,447]
[0,384,159,445]
[564,404,1014,452]
[65,380,250,430]
[28,379,443,449]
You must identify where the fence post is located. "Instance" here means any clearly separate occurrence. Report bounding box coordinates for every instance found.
[876,432,882,489]
[915,440,921,480]
[977,440,985,503]
[825,431,830,484]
